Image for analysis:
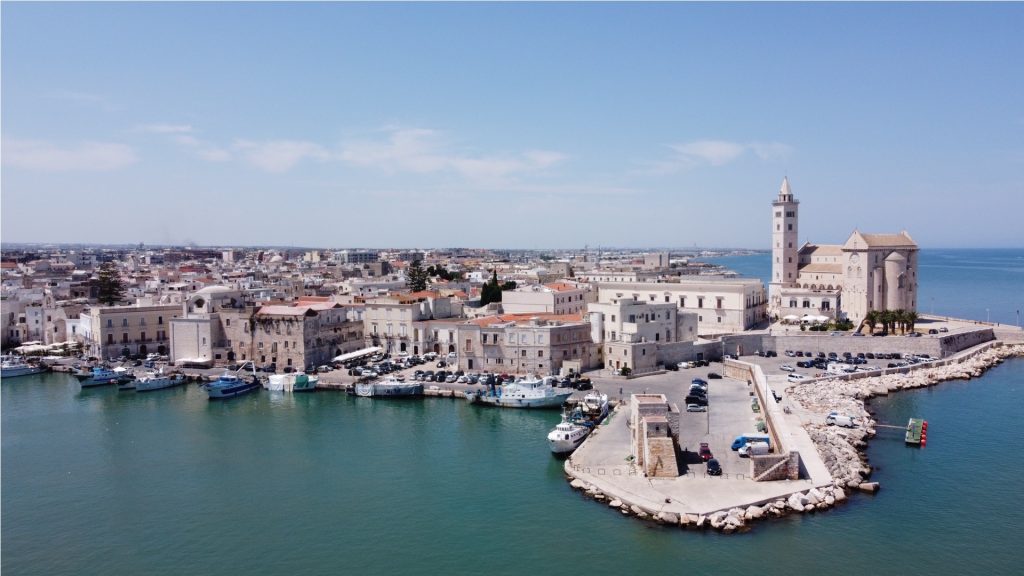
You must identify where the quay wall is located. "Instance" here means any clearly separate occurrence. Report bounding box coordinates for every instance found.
[723,359,800,482]
[721,327,995,360]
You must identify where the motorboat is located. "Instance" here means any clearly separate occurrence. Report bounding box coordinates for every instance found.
[265,372,318,392]
[79,366,134,388]
[354,376,423,398]
[1,356,47,378]
[205,362,260,399]
[135,369,187,392]
[475,374,572,409]
[547,410,592,454]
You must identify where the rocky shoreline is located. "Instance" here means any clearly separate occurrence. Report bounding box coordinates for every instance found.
[565,342,1023,533]
[790,342,1024,490]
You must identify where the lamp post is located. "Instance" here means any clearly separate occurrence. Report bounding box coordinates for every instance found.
[986,308,990,324]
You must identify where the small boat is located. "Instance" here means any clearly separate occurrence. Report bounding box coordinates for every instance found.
[79,366,134,388]
[580,390,609,421]
[354,376,423,398]
[1,356,47,378]
[265,372,318,392]
[205,362,261,400]
[463,389,480,403]
[475,374,572,409]
[135,369,187,392]
[547,409,592,454]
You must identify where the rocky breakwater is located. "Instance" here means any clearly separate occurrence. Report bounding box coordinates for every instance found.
[788,343,1024,491]
[566,477,849,533]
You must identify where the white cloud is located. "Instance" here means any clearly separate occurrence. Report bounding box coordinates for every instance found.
[338,127,566,182]
[644,139,794,174]
[234,139,330,173]
[3,139,137,172]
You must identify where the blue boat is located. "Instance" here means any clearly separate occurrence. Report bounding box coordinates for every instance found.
[204,362,261,400]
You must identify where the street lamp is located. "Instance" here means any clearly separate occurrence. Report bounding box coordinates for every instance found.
[986,308,990,324]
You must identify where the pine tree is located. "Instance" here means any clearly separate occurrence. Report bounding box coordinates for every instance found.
[406,260,429,292]
[95,262,125,305]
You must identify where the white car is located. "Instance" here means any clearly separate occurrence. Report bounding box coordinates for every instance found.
[780,364,796,372]
[686,403,707,412]
[677,361,693,369]
[787,373,807,382]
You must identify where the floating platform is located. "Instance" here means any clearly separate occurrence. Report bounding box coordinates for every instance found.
[905,418,928,446]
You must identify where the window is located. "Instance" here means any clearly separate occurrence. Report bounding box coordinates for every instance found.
[787,224,792,231]
[122,318,128,327]
[107,334,114,344]
[141,332,146,341]
[521,350,526,357]
[538,350,543,358]
[158,316,163,325]
[226,319,231,327]
[786,211,795,217]
[107,319,113,328]
[698,297,704,308]
[122,333,129,343]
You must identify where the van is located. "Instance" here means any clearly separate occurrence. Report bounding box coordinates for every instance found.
[738,442,770,457]
[731,433,771,451]
[825,413,856,428]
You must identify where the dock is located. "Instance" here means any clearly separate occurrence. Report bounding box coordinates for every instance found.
[905,418,927,446]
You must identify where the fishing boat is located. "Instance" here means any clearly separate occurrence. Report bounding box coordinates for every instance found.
[204,362,261,400]
[1,356,47,378]
[580,390,609,420]
[474,374,572,409]
[135,369,187,392]
[265,372,318,392]
[547,409,592,454]
[79,366,135,388]
[354,376,423,398]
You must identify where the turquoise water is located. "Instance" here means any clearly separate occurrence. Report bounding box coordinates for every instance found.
[700,248,1024,325]
[3,359,1024,575]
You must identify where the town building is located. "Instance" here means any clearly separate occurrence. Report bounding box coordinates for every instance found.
[455,313,596,375]
[79,302,182,359]
[500,282,592,316]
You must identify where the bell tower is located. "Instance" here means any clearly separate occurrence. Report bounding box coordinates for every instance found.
[769,177,799,315]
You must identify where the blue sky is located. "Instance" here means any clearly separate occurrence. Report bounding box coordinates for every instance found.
[3,2,1022,249]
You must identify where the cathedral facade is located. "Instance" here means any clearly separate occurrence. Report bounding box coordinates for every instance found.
[768,178,919,323]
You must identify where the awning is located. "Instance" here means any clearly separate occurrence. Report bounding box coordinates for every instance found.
[175,357,214,366]
[332,346,383,363]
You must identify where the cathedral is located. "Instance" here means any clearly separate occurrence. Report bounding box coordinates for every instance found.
[768,178,919,323]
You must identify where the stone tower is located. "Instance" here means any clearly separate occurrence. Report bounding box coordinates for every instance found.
[769,177,799,316]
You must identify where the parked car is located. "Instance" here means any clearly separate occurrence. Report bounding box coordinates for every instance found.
[787,373,807,382]
[780,364,796,372]
[664,363,679,371]
[685,394,707,406]
[825,412,856,428]
[939,327,949,333]
[445,374,458,383]
[928,329,939,334]
[691,378,708,386]
[698,442,713,462]
[573,380,593,391]
[707,372,722,379]
[764,351,778,358]
[686,403,707,412]
[706,458,722,476]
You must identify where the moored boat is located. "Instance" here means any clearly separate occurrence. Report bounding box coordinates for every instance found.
[1,356,47,378]
[135,369,187,392]
[79,366,135,388]
[205,362,261,400]
[547,410,592,454]
[265,372,318,392]
[354,376,423,398]
[474,374,572,409]
[580,390,610,421]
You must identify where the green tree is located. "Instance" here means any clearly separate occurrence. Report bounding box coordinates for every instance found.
[480,270,503,306]
[95,262,125,305]
[862,310,879,334]
[905,310,919,333]
[406,260,429,292]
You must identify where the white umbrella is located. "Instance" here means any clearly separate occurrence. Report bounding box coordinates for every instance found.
[814,315,830,323]
[800,314,815,323]
[783,314,800,322]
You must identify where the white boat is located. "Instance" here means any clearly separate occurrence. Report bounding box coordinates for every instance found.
[475,374,573,409]
[265,372,318,392]
[135,369,187,392]
[547,412,592,454]
[580,390,609,420]
[79,366,134,388]
[354,376,423,398]
[1,356,47,378]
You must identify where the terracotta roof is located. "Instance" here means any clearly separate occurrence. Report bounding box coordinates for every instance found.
[296,296,331,304]
[543,282,582,292]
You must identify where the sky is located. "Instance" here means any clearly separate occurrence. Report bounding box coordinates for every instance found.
[2,2,1022,250]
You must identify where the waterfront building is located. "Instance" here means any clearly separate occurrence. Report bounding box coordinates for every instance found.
[768,178,919,322]
[455,312,596,375]
[362,292,461,355]
[79,302,182,359]
[594,278,767,335]
[587,298,698,374]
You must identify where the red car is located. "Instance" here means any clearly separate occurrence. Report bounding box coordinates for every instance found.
[699,442,713,462]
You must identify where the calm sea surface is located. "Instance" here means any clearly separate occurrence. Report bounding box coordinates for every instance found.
[4,249,1023,575]
[700,248,1024,326]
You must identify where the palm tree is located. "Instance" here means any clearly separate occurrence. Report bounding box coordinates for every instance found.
[893,309,907,334]
[878,310,893,335]
[862,310,879,334]
[905,310,919,334]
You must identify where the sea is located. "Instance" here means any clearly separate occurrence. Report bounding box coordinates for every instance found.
[3,249,1023,576]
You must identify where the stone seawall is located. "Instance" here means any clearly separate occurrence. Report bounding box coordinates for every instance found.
[789,342,1024,490]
